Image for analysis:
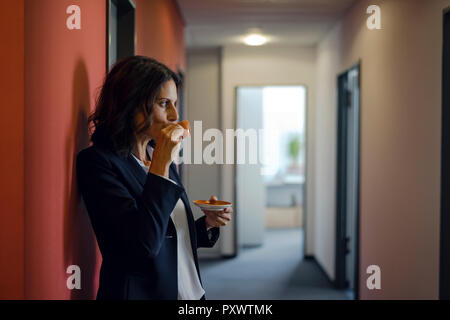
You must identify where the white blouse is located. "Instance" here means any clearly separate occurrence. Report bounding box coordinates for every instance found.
[131,151,205,300]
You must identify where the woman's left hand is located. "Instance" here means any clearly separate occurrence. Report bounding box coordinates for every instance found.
[203,196,233,230]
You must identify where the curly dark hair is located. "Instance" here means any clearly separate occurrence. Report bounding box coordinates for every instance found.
[89,56,181,156]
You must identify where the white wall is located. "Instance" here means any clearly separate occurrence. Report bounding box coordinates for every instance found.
[236,88,266,246]
[220,45,317,256]
[185,48,222,257]
[314,0,450,299]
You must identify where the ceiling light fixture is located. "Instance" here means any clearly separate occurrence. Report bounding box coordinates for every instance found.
[243,34,267,46]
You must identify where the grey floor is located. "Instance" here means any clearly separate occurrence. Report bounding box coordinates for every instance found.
[199,228,350,300]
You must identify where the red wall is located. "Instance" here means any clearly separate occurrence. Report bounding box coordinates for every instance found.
[24,0,106,299]
[0,0,185,300]
[135,0,186,71]
[0,0,186,299]
[0,0,25,300]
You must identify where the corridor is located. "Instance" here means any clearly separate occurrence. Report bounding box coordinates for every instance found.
[200,229,349,300]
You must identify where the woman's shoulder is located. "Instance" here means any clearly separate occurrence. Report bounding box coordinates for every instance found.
[78,144,106,159]
[77,144,118,169]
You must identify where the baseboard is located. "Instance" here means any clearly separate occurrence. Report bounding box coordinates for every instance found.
[303,254,335,287]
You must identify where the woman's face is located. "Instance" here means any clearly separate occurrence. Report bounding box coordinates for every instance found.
[135,79,179,142]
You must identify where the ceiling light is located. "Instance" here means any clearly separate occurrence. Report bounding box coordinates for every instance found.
[244,34,267,46]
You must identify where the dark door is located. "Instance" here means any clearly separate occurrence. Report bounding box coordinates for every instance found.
[107,0,136,70]
[440,9,450,300]
[335,63,361,300]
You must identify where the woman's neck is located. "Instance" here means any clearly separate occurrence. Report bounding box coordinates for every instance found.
[132,137,151,164]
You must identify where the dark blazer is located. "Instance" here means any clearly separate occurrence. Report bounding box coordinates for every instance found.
[76,144,220,300]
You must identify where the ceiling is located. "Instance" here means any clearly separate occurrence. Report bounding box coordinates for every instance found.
[177,0,358,48]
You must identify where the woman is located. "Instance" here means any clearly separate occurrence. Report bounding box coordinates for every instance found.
[76,56,232,300]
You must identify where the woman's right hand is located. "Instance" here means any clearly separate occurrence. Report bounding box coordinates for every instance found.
[149,123,189,177]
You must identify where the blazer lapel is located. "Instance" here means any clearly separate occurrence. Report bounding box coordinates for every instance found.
[123,152,200,269]
[169,165,201,271]
[125,154,148,187]
[124,146,156,188]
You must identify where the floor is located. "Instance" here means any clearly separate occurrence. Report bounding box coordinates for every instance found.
[199,228,350,300]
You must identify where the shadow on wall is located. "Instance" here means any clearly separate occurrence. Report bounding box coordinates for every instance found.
[63,59,100,300]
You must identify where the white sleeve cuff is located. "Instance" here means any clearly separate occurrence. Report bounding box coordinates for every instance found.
[156,174,178,186]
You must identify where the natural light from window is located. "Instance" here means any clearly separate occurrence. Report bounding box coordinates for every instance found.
[261,86,306,184]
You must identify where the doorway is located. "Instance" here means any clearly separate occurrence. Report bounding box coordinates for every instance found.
[335,63,361,300]
[107,0,136,70]
[199,85,348,298]
[235,85,307,255]
[440,8,450,300]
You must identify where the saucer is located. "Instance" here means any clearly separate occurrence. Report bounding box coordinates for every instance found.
[193,200,232,211]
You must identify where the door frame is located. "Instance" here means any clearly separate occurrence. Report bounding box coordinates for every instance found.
[106,0,136,71]
[440,8,450,300]
[335,62,361,300]
[232,84,309,258]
